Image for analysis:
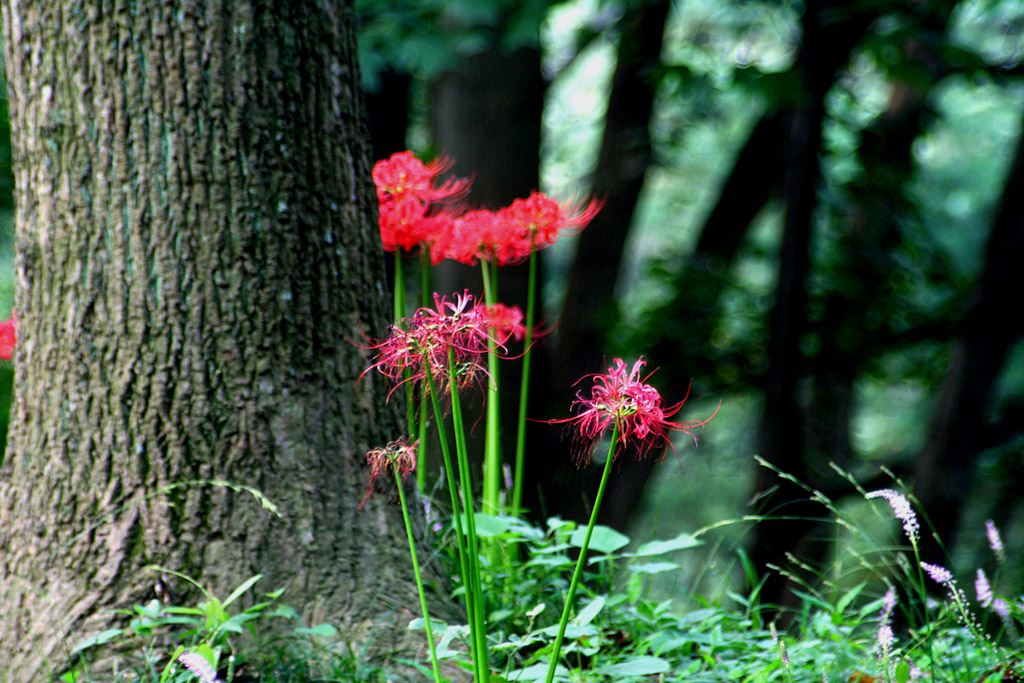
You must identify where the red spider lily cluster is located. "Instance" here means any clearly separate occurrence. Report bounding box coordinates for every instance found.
[0,311,16,361]
[372,151,601,265]
[364,291,524,396]
[553,357,717,465]
[373,151,468,256]
[360,436,419,508]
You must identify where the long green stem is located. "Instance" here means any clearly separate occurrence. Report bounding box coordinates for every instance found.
[480,259,502,515]
[393,250,406,324]
[416,252,431,492]
[394,466,443,683]
[394,251,417,443]
[448,352,489,680]
[423,368,483,679]
[511,244,537,519]
[544,423,620,683]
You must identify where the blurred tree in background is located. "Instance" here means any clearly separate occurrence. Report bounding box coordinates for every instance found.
[355,0,1024,607]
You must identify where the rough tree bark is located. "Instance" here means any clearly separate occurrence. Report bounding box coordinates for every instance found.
[0,1,436,679]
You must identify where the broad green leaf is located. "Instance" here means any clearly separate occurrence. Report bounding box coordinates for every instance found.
[269,604,300,620]
[570,525,629,554]
[895,660,912,683]
[296,623,338,637]
[573,596,605,627]
[69,629,122,655]
[628,532,702,557]
[508,662,570,682]
[473,513,512,537]
[629,561,680,574]
[134,599,162,619]
[599,656,671,676]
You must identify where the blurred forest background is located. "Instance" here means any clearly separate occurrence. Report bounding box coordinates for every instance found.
[3,0,1024,610]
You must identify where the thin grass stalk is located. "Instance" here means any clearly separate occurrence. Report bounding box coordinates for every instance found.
[447,351,490,680]
[393,465,444,683]
[543,421,621,683]
[423,367,483,679]
[479,258,502,514]
[511,241,537,519]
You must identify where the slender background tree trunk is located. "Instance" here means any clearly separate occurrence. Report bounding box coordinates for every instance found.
[0,1,434,678]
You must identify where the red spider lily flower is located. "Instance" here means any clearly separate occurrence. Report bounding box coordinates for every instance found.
[372,151,469,205]
[551,357,716,465]
[476,302,526,345]
[497,192,602,252]
[441,208,507,265]
[372,151,469,256]
[363,291,495,397]
[438,193,602,266]
[360,437,419,508]
[378,198,457,254]
[0,310,16,361]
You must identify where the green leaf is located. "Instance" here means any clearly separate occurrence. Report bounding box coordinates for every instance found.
[222,574,262,607]
[835,582,866,615]
[296,623,338,637]
[599,656,671,676]
[69,629,122,656]
[473,513,512,537]
[628,532,702,557]
[895,660,912,683]
[134,599,163,619]
[629,561,680,575]
[489,608,514,623]
[508,662,570,682]
[269,605,300,620]
[570,525,629,554]
[573,596,605,627]
[160,646,186,683]
[219,612,260,634]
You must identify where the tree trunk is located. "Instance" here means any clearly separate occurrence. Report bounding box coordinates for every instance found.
[749,0,828,610]
[750,0,958,609]
[0,1,435,679]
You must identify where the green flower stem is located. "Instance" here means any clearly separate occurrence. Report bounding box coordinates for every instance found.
[447,351,490,680]
[416,252,431,492]
[423,367,484,681]
[511,242,537,519]
[480,259,502,515]
[394,251,417,446]
[544,422,621,683]
[393,465,443,683]
[393,250,406,324]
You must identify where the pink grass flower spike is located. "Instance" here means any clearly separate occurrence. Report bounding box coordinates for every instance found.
[178,652,221,683]
[866,489,919,545]
[551,357,716,465]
